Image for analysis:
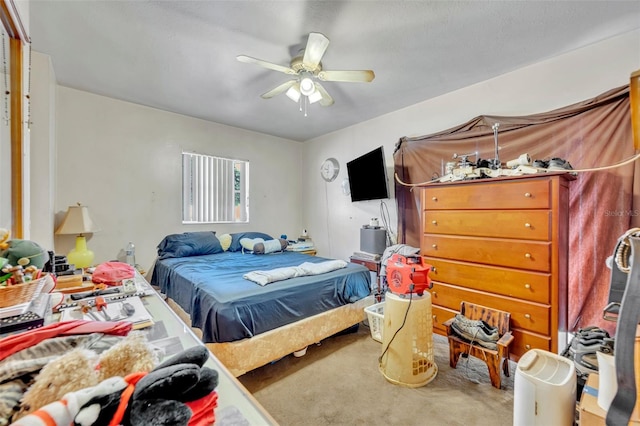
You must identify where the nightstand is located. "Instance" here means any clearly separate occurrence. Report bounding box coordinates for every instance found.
[350,257,382,300]
[286,239,317,256]
[296,249,317,256]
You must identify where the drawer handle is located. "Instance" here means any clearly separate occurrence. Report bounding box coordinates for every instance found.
[525,344,531,350]
[525,223,531,228]
[432,291,437,297]
[524,253,531,258]
[431,266,437,272]
[432,220,437,225]
[524,192,532,198]
[432,196,438,201]
[432,244,437,249]
[524,283,531,289]
[524,314,531,319]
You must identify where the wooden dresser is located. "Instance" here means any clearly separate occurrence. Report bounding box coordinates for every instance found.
[420,173,573,359]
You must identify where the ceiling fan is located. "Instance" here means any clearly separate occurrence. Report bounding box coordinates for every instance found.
[237,32,375,111]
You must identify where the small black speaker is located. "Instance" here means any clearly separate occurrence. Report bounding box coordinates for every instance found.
[43,250,56,273]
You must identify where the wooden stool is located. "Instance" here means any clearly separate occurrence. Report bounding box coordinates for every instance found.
[443,301,514,389]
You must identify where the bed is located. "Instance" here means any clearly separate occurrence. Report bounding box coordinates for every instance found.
[149,231,373,376]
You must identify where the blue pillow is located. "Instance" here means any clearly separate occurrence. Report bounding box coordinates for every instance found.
[229,232,274,252]
[157,231,223,259]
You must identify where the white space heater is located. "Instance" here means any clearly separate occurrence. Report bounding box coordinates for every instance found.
[513,349,576,426]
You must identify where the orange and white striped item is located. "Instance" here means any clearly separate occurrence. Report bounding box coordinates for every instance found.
[11,377,127,426]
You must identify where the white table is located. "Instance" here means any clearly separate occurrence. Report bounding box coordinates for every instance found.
[132,273,278,425]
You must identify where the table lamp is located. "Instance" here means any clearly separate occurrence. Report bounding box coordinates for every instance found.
[55,203,101,268]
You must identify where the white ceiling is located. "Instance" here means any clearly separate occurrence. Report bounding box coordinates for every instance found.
[29,1,640,142]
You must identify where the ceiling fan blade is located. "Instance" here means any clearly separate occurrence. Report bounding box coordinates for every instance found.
[237,55,297,75]
[302,32,330,70]
[318,69,375,83]
[261,80,298,99]
[314,82,334,107]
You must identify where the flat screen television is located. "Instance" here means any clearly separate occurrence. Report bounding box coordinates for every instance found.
[346,146,389,202]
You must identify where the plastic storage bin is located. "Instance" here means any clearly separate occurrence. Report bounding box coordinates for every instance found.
[513,348,576,426]
[364,302,385,342]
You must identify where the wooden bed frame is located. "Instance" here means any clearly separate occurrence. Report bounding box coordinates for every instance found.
[166,295,375,377]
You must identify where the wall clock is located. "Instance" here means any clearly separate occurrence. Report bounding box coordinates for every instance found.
[320,158,340,182]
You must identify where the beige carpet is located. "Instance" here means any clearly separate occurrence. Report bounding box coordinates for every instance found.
[239,323,516,426]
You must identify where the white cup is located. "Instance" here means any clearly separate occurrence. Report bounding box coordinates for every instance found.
[596,351,617,411]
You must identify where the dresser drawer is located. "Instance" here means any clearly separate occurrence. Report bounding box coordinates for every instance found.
[422,234,551,272]
[423,178,550,210]
[425,257,550,304]
[427,282,551,335]
[431,304,457,335]
[511,328,551,359]
[423,210,551,241]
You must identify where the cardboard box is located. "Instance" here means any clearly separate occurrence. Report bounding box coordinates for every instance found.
[579,326,640,426]
[579,374,640,426]
[55,274,84,289]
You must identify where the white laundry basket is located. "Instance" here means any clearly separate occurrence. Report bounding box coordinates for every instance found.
[364,302,385,343]
[378,292,437,387]
[513,349,576,426]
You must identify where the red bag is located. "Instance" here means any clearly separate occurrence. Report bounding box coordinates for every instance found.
[92,261,135,285]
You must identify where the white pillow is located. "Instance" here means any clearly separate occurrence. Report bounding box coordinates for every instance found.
[240,237,264,253]
[239,237,287,254]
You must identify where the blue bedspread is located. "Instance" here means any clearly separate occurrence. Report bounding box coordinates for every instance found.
[150,251,371,343]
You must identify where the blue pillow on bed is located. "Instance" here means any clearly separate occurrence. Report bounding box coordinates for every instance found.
[157,231,223,259]
[228,232,274,252]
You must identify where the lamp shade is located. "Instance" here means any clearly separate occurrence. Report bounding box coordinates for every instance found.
[308,90,323,104]
[286,85,301,102]
[55,204,101,235]
[299,76,315,96]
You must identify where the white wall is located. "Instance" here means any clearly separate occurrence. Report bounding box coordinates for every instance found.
[54,88,303,270]
[29,51,56,251]
[33,29,640,270]
[304,29,640,261]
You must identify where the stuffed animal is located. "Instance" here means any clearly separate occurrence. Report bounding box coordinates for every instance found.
[11,377,128,426]
[77,345,219,426]
[13,346,219,426]
[0,228,10,251]
[128,345,218,425]
[14,333,157,421]
[0,239,46,269]
[1,264,26,284]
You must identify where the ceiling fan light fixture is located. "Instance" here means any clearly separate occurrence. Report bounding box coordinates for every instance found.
[308,90,323,104]
[237,32,374,110]
[286,86,301,102]
[299,76,315,96]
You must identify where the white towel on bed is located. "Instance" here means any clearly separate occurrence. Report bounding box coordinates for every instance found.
[243,259,348,286]
[243,266,303,286]
[298,260,347,275]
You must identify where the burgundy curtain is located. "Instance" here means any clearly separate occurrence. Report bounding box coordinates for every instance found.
[394,85,636,335]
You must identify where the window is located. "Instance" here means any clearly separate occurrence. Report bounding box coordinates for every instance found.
[182,152,249,223]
